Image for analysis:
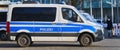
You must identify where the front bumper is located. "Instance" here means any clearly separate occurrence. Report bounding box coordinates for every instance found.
[94,30,104,42]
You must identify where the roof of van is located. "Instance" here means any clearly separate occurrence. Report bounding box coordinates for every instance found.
[9,4,75,9]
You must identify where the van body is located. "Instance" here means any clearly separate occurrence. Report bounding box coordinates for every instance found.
[7,4,104,47]
[0,10,7,40]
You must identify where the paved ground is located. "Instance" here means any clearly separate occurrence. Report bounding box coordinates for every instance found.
[0,39,120,50]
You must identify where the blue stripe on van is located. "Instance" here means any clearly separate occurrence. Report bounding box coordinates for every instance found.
[10,22,96,33]
[10,27,34,32]
[0,22,6,28]
[0,22,6,24]
[61,23,96,32]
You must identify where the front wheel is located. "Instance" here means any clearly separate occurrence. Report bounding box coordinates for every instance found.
[78,34,93,46]
[17,34,31,47]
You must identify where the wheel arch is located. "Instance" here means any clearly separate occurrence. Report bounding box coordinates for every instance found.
[77,31,95,42]
[15,32,31,41]
[0,28,6,32]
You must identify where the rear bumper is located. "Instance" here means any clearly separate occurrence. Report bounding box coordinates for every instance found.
[7,33,16,41]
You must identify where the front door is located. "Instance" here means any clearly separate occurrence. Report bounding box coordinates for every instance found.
[61,8,84,41]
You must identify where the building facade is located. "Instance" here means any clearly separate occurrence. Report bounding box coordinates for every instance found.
[0,0,120,23]
[81,0,120,23]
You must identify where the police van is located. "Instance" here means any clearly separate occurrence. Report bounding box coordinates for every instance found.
[0,9,7,40]
[7,4,104,47]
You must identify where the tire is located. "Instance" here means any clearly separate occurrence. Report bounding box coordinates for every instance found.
[17,34,31,47]
[79,34,93,47]
[0,31,7,41]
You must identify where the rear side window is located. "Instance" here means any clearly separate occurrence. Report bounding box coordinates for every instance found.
[12,7,56,22]
[0,12,7,22]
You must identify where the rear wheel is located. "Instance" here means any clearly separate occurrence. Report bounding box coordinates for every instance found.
[0,31,7,41]
[79,34,93,46]
[17,34,31,47]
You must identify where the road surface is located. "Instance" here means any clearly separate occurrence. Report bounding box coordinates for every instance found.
[0,39,120,50]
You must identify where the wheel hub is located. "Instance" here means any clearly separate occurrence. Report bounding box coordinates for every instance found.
[83,37,90,44]
[21,38,27,45]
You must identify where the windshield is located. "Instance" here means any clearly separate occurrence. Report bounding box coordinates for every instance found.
[81,13,96,22]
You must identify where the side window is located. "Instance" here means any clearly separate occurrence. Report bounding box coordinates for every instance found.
[0,12,7,22]
[12,7,34,21]
[12,7,56,22]
[34,7,56,21]
[62,8,83,22]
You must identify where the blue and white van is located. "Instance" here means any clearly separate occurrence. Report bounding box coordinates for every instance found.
[0,9,7,40]
[7,4,104,47]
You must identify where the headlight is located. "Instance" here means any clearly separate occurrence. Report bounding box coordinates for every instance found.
[94,26,101,29]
